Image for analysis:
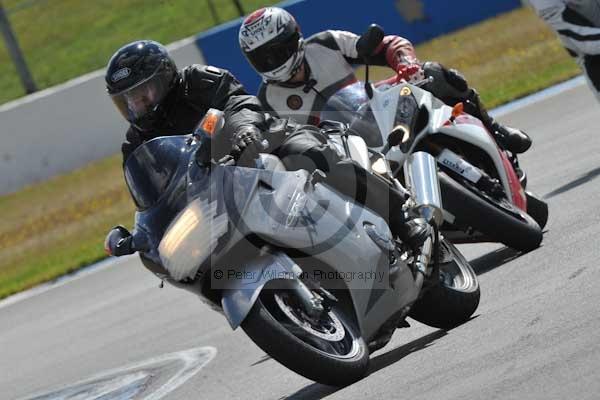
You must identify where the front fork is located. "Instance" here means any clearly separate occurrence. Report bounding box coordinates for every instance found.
[403,152,443,289]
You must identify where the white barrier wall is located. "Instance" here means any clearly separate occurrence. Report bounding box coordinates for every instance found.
[0,37,205,195]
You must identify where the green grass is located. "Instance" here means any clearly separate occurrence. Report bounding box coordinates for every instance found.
[0,6,583,299]
[0,0,277,105]
[0,154,135,298]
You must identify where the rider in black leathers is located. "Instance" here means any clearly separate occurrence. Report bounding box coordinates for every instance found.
[106,40,344,171]
[106,40,430,247]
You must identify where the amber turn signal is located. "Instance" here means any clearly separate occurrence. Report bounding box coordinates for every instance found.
[451,102,464,119]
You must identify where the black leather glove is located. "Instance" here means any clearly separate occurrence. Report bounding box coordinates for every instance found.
[231,125,264,165]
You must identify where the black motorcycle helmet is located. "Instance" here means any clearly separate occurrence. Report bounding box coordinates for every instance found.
[106,40,178,131]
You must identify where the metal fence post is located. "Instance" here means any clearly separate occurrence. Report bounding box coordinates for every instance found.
[232,0,245,17]
[206,0,221,24]
[0,3,37,94]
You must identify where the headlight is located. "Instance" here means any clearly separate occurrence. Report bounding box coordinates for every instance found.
[158,198,228,281]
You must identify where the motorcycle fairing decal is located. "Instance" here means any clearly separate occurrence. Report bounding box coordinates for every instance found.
[466,117,526,209]
[437,149,484,184]
[437,122,513,200]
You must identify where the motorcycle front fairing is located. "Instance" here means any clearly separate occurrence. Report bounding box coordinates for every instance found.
[320,82,447,160]
[321,82,385,148]
[126,137,418,338]
[123,136,195,278]
[322,81,520,203]
[124,135,421,341]
[184,162,420,339]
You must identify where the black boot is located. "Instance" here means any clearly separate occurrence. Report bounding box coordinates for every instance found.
[391,216,433,251]
[464,90,532,154]
[491,123,532,154]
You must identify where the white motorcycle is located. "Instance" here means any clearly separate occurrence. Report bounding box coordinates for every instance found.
[321,25,548,252]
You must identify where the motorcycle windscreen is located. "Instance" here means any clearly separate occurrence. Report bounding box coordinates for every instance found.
[320,82,384,147]
[124,135,191,210]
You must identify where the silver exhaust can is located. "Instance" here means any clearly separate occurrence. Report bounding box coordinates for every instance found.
[404,152,444,226]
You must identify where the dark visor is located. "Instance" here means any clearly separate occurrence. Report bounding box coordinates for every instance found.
[246,31,300,73]
[111,70,172,122]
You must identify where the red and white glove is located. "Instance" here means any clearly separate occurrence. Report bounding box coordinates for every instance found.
[396,62,425,84]
[378,35,424,83]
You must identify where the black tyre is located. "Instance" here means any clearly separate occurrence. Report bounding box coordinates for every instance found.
[409,240,480,329]
[439,171,543,252]
[241,282,369,386]
[525,191,549,230]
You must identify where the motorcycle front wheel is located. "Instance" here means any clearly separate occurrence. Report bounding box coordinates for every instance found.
[409,240,480,329]
[241,281,369,386]
[439,171,543,252]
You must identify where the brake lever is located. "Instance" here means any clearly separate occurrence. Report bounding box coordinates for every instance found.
[218,155,236,166]
[413,76,434,88]
[219,138,270,167]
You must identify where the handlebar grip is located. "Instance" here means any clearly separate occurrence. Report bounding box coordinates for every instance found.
[381,143,391,155]
[215,154,234,166]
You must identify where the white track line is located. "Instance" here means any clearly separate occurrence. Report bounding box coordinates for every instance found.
[491,75,585,118]
[0,75,589,309]
[16,346,217,400]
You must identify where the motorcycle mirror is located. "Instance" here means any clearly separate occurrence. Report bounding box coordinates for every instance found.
[104,226,135,257]
[357,24,384,99]
[356,24,385,59]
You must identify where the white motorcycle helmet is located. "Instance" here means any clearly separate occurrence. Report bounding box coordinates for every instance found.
[239,7,305,83]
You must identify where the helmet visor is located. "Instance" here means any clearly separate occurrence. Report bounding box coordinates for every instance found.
[246,31,300,73]
[111,70,172,122]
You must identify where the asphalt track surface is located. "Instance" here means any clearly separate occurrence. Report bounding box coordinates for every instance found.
[2,82,600,400]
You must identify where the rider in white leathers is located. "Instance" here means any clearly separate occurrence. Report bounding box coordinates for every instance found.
[529,0,600,101]
[239,7,532,154]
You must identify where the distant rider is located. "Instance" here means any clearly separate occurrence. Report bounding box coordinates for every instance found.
[238,7,532,154]
[528,0,600,102]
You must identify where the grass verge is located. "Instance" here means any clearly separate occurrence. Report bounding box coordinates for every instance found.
[0,6,582,299]
[0,154,134,298]
[0,0,277,105]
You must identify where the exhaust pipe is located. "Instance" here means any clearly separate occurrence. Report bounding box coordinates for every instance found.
[404,152,444,227]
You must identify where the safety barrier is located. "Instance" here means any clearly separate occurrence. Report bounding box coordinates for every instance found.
[0,38,204,195]
[0,0,521,194]
[196,0,522,94]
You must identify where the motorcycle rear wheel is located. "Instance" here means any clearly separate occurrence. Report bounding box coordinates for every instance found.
[409,240,480,329]
[241,281,369,386]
